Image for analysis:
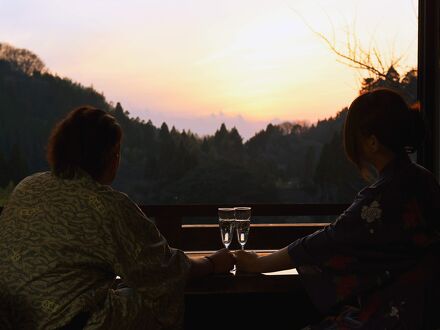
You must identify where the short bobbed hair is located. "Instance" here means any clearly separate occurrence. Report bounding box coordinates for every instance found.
[344,88,425,171]
[47,106,122,180]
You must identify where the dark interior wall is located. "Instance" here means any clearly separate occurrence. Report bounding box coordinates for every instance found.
[418,0,440,179]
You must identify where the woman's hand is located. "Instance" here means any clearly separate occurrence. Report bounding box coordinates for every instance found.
[207,248,236,274]
[234,250,261,273]
[235,247,294,274]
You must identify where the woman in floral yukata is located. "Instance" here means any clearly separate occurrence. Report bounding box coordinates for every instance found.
[0,107,235,329]
[235,88,440,329]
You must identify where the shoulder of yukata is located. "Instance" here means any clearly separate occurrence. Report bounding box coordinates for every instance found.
[82,186,128,218]
[98,189,153,228]
[10,171,49,194]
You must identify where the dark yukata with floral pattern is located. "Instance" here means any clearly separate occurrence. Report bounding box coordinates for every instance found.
[288,155,440,329]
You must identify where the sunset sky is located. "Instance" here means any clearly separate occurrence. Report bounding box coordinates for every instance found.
[0,0,418,139]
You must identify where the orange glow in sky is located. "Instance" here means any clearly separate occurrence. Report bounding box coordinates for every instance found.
[0,0,418,138]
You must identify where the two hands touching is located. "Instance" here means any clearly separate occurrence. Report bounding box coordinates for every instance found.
[204,248,260,274]
[200,246,292,275]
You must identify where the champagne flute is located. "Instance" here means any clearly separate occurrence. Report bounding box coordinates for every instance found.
[235,207,251,250]
[218,207,235,249]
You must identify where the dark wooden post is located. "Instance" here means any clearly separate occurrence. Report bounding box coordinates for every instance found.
[418,0,440,177]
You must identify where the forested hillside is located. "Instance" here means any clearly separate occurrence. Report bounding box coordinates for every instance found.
[0,43,417,214]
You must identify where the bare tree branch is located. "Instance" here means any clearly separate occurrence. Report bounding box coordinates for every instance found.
[290,7,410,81]
[313,29,386,78]
[373,48,385,73]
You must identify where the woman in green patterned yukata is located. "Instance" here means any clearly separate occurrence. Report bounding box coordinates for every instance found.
[0,107,235,329]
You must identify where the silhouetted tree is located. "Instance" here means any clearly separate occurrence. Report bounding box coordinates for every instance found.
[0,43,46,75]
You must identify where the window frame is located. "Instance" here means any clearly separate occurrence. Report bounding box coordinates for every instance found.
[418,0,440,178]
[1,1,439,236]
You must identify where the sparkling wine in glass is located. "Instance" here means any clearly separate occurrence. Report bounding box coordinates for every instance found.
[218,208,235,249]
[235,207,251,250]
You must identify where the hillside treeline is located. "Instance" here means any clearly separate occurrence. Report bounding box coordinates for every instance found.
[0,43,417,213]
